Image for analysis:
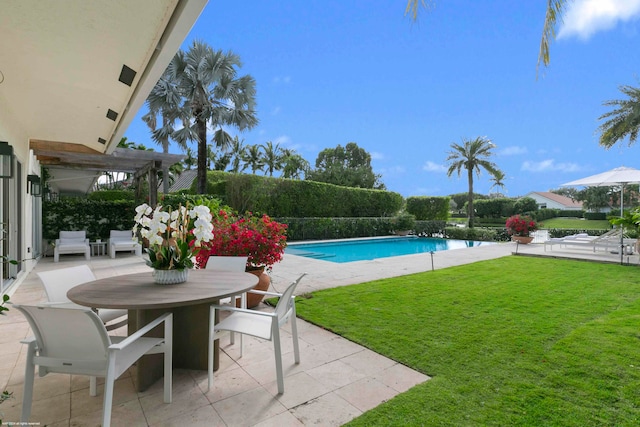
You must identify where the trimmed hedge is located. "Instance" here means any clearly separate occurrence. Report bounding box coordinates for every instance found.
[443,227,501,242]
[43,199,137,241]
[406,196,450,220]
[204,171,403,217]
[87,190,135,201]
[585,212,607,220]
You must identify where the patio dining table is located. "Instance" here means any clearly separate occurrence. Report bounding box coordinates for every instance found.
[67,269,258,391]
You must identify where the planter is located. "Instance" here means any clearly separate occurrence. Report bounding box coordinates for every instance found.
[152,268,189,285]
[395,230,411,236]
[511,236,534,244]
[243,267,271,308]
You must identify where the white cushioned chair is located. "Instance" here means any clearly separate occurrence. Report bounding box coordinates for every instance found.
[54,230,90,262]
[109,230,142,259]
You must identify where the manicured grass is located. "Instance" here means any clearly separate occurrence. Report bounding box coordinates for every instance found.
[295,257,640,426]
[540,218,610,230]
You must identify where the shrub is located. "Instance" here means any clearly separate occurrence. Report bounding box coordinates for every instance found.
[406,196,450,220]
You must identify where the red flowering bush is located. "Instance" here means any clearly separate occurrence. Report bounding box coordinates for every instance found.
[195,209,287,270]
[505,215,538,237]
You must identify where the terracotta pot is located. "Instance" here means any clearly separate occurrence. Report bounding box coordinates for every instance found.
[511,235,534,244]
[242,267,271,308]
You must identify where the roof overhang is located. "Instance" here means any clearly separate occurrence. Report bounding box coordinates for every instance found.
[0,0,207,193]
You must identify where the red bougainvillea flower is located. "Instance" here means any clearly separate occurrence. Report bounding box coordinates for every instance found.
[195,209,287,270]
[505,215,539,237]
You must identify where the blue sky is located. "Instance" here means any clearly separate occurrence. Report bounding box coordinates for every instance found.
[123,0,640,198]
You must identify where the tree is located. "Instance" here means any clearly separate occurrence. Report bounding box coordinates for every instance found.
[550,187,579,200]
[446,137,500,228]
[576,187,613,213]
[228,136,248,173]
[281,149,310,179]
[182,147,197,170]
[489,170,507,196]
[261,141,284,176]
[404,0,568,75]
[142,64,181,194]
[306,142,385,189]
[159,40,258,194]
[243,144,265,174]
[598,85,640,149]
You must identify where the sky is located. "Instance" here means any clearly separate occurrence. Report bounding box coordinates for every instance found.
[123,0,640,198]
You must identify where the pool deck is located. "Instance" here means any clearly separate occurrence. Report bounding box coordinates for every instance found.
[1,241,637,425]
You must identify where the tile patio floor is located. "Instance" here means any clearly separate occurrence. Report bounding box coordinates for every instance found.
[1,240,633,425]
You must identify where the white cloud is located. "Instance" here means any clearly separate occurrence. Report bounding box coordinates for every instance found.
[271,106,281,115]
[499,146,528,156]
[379,165,406,174]
[273,135,292,146]
[370,151,384,160]
[272,76,292,84]
[423,161,447,172]
[521,159,582,172]
[559,0,640,40]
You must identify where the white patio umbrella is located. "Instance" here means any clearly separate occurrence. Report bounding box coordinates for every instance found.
[562,166,640,264]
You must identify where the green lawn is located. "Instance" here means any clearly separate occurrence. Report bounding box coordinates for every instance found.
[541,218,611,230]
[295,257,640,426]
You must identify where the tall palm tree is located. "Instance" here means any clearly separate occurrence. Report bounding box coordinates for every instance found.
[404,0,568,75]
[261,141,284,176]
[243,144,265,174]
[167,40,258,194]
[598,85,640,149]
[282,153,310,179]
[228,136,248,173]
[182,147,196,170]
[143,65,181,194]
[489,170,507,196]
[446,137,500,228]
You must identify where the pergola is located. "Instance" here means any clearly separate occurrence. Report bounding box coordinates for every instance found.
[30,140,184,206]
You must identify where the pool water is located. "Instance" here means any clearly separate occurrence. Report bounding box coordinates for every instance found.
[286,236,493,263]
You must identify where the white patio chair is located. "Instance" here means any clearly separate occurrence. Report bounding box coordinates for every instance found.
[208,273,307,393]
[54,230,90,262]
[109,229,142,259]
[37,265,128,331]
[12,304,172,427]
[205,256,249,350]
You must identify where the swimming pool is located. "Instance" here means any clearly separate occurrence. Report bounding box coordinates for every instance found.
[286,236,493,263]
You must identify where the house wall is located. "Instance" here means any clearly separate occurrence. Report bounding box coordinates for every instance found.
[0,101,38,292]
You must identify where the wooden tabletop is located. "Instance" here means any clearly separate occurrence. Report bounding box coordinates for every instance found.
[67,269,258,310]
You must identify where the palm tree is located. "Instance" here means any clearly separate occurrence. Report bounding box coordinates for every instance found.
[489,170,507,196]
[228,136,248,173]
[166,40,258,194]
[261,141,284,176]
[446,137,500,228]
[243,144,265,174]
[143,65,181,194]
[182,147,196,170]
[404,0,568,75]
[598,85,640,149]
[281,153,310,179]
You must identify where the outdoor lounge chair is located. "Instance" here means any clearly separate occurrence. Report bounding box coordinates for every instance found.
[109,229,142,258]
[54,230,90,262]
[543,229,628,252]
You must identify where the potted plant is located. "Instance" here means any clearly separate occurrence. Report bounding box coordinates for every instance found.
[132,203,214,284]
[392,212,416,236]
[505,214,538,244]
[195,209,288,307]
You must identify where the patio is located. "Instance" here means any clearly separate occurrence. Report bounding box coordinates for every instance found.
[0,252,432,426]
[1,241,636,425]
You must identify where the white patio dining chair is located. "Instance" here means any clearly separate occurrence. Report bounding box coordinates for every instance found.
[36,265,128,331]
[208,273,307,393]
[205,256,249,351]
[12,304,172,427]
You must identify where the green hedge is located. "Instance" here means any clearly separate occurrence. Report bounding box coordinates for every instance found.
[43,199,137,241]
[406,196,450,220]
[204,171,403,217]
[585,212,607,220]
[277,217,395,241]
[87,190,135,201]
[443,227,501,241]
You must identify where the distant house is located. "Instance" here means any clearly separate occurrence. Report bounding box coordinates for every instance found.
[524,192,583,211]
[168,170,197,193]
